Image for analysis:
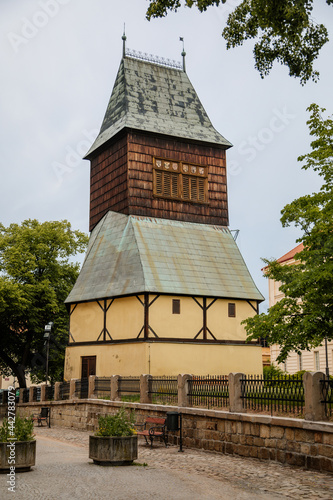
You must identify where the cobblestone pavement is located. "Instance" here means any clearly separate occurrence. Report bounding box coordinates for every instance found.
[1,426,332,499]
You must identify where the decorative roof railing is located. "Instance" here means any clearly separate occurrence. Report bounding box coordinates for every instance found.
[125,48,182,70]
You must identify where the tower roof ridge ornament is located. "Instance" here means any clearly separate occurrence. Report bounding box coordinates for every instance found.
[125,47,183,70]
[122,24,127,58]
[180,37,186,73]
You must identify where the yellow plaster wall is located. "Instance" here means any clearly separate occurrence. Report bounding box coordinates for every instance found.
[64,343,147,380]
[148,342,263,375]
[64,341,262,379]
[106,296,144,339]
[149,295,202,339]
[70,302,104,343]
[207,299,257,341]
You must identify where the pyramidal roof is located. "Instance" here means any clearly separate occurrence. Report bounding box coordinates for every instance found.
[65,211,264,303]
[85,53,232,159]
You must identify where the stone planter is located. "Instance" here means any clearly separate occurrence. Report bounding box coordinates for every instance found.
[0,441,36,473]
[89,435,138,465]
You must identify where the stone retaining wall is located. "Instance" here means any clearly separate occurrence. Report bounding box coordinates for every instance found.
[17,399,333,473]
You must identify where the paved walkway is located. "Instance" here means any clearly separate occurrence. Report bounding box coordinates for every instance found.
[0,426,332,499]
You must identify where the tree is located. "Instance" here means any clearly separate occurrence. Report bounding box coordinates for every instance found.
[0,220,88,388]
[146,0,332,84]
[243,103,333,362]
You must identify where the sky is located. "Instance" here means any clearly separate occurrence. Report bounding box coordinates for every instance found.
[1,0,332,310]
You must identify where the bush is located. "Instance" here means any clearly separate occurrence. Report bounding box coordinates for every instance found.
[0,416,35,442]
[95,407,135,437]
[263,364,285,379]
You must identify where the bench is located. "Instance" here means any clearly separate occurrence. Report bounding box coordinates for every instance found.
[135,417,168,448]
[32,407,51,427]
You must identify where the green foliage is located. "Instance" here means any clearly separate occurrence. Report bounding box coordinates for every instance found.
[146,0,332,84]
[243,104,333,362]
[0,416,35,442]
[263,364,285,379]
[95,407,136,437]
[0,219,88,387]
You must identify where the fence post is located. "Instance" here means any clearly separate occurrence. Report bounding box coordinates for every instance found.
[140,374,152,404]
[40,384,47,402]
[178,374,192,407]
[70,379,77,399]
[111,375,120,401]
[19,389,24,404]
[88,375,96,399]
[54,382,61,401]
[304,371,327,421]
[229,372,246,413]
[29,386,34,403]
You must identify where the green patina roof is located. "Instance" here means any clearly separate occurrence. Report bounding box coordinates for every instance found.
[65,211,263,303]
[85,56,232,158]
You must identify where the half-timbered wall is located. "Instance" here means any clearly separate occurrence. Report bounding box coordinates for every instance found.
[89,131,228,231]
[68,295,258,345]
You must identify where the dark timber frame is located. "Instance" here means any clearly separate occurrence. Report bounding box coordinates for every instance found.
[68,293,260,346]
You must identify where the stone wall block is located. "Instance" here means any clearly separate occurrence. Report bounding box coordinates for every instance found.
[304,371,327,421]
[178,374,192,407]
[140,374,152,404]
[110,375,120,401]
[229,372,246,413]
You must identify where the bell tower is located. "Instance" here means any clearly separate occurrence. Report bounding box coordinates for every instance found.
[85,44,232,231]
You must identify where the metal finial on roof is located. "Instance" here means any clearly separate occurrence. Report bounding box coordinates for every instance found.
[122,25,127,58]
[180,37,186,72]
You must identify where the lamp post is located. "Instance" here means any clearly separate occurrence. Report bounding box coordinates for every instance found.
[44,322,53,385]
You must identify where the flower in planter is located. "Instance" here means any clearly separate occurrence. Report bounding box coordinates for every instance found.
[95,407,135,437]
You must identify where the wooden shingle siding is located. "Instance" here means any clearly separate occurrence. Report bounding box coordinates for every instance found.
[89,131,229,231]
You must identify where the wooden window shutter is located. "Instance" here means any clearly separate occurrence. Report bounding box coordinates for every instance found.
[155,170,163,195]
[172,299,180,314]
[164,171,171,197]
[190,177,198,201]
[228,303,236,318]
[198,178,206,202]
[182,175,190,200]
[171,173,178,198]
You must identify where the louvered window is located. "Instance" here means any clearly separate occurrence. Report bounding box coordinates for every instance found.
[153,158,208,203]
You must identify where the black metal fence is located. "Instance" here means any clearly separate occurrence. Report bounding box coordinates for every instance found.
[188,375,229,409]
[22,388,30,403]
[45,385,54,401]
[59,381,70,400]
[320,377,333,417]
[33,386,41,402]
[149,376,178,405]
[75,378,89,399]
[0,390,8,405]
[95,377,111,400]
[119,377,140,402]
[241,374,305,415]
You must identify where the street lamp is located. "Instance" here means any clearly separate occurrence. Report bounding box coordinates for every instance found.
[44,322,53,385]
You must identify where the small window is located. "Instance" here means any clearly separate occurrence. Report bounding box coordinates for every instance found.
[172,299,180,314]
[314,351,320,371]
[228,303,236,318]
[153,158,208,204]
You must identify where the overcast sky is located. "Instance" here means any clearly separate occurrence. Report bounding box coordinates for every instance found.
[1,0,332,309]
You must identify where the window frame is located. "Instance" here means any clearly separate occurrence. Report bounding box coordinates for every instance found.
[153,157,209,205]
[228,303,236,318]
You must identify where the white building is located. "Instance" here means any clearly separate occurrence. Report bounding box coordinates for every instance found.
[268,243,333,374]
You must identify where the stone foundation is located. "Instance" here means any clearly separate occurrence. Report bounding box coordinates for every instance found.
[17,400,333,473]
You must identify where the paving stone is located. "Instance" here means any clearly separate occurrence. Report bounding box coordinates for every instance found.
[22,426,333,500]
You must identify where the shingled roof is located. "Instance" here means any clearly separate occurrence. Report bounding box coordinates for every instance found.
[85,55,232,159]
[65,211,264,304]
